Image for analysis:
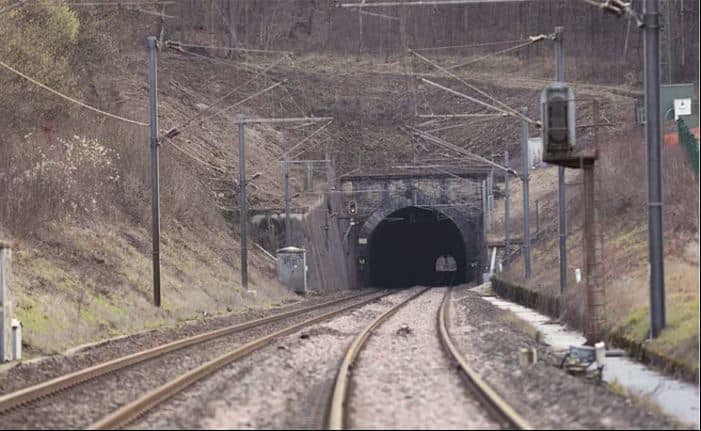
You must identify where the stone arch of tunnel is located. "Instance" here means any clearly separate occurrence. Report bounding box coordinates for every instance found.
[355,194,482,289]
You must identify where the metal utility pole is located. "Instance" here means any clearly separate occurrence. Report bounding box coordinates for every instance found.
[554,26,568,294]
[147,36,161,307]
[0,242,11,361]
[521,107,531,279]
[237,114,249,292]
[504,151,511,267]
[284,160,291,245]
[644,0,666,337]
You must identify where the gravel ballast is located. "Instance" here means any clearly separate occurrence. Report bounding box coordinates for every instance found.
[348,287,497,429]
[0,289,359,397]
[0,290,373,429]
[449,286,683,429]
[134,288,423,429]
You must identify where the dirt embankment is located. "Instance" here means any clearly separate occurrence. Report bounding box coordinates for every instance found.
[495,128,699,381]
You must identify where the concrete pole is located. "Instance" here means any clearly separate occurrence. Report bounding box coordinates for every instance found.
[0,243,10,361]
[284,160,291,245]
[644,0,666,337]
[147,36,161,307]
[504,151,511,267]
[521,107,531,279]
[237,114,249,291]
[555,26,568,294]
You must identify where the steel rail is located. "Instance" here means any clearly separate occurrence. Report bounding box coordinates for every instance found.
[0,291,377,413]
[437,287,532,430]
[326,287,430,430]
[88,290,393,429]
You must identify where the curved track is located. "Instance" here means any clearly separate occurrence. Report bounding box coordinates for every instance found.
[326,286,531,430]
[87,290,391,429]
[0,290,383,427]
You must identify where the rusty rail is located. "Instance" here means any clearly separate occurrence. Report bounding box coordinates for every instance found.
[437,287,532,430]
[0,290,378,414]
[326,287,430,429]
[88,290,391,429]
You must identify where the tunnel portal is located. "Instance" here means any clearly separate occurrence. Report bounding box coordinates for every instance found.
[368,206,467,289]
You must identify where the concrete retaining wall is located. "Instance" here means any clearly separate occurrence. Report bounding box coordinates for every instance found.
[303,194,356,292]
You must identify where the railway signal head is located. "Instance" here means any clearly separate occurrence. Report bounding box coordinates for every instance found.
[540,83,576,163]
[347,200,358,216]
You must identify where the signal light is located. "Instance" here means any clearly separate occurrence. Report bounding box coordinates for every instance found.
[540,83,576,163]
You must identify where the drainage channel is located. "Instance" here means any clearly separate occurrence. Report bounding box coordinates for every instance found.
[481,290,700,428]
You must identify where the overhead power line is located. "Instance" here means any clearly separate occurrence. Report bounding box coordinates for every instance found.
[0,59,148,126]
[412,39,529,52]
[446,36,546,70]
[170,41,292,55]
[164,55,291,138]
[340,0,530,7]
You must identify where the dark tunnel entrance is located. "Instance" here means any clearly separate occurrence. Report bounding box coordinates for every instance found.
[368,206,468,288]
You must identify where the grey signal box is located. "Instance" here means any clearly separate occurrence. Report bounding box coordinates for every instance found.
[540,83,576,163]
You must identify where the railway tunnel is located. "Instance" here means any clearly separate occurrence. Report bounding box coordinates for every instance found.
[368,206,468,288]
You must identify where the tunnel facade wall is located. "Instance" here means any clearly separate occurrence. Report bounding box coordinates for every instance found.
[302,193,358,292]
[339,175,485,288]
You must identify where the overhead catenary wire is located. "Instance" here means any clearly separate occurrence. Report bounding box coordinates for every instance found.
[166,138,226,173]
[167,41,292,55]
[410,47,541,125]
[164,41,270,74]
[419,76,540,126]
[340,0,530,7]
[411,39,530,52]
[406,125,518,176]
[163,54,291,137]
[446,37,545,70]
[0,59,148,126]
[284,120,334,158]
[358,9,400,20]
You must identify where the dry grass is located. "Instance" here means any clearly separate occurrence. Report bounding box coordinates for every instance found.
[501,126,699,373]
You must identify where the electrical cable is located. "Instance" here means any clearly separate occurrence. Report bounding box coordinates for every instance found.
[0,59,149,126]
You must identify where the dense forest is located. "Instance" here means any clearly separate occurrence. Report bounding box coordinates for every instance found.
[171,0,699,84]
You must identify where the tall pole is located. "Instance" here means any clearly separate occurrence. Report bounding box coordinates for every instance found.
[521,107,531,279]
[644,0,666,337]
[147,36,161,307]
[504,151,511,267]
[555,26,568,294]
[0,243,10,361]
[237,114,249,291]
[284,160,291,245]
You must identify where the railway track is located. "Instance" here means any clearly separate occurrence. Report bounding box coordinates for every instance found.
[0,290,388,429]
[85,289,392,429]
[326,286,532,430]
